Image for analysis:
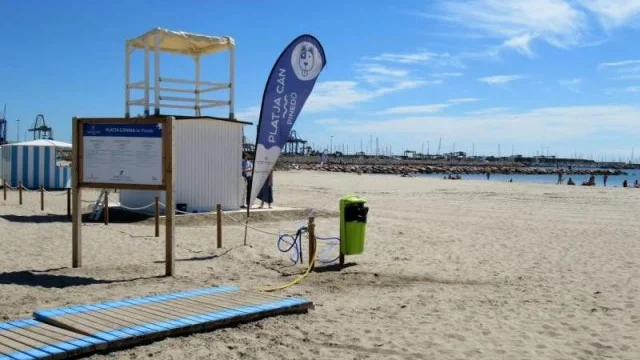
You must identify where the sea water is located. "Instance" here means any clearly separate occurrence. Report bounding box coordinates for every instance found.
[418,169,640,188]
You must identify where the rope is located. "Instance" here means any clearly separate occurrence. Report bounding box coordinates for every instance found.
[19,184,38,192]
[43,189,68,196]
[157,202,218,216]
[222,212,282,236]
[117,203,156,211]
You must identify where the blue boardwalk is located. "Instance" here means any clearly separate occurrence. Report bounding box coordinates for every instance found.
[0,318,105,360]
[31,286,313,354]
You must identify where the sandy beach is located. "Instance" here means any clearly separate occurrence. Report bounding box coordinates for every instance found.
[1,171,639,359]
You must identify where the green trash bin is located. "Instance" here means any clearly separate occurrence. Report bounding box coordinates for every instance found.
[339,195,369,255]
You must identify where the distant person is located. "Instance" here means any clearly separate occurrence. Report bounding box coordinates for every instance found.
[635,180,639,188]
[241,152,253,208]
[258,171,274,209]
[582,175,596,186]
[623,180,628,188]
[603,174,608,187]
[567,177,575,185]
[486,172,491,180]
[557,170,563,185]
[319,151,327,166]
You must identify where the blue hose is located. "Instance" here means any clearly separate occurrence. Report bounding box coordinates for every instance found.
[277,226,340,265]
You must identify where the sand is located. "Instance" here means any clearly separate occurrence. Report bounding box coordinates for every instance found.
[1,171,639,360]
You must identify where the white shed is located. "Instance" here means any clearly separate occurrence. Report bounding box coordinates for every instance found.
[0,139,73,189]
[119,117,251,213]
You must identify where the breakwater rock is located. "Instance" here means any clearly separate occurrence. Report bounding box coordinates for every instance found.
[282,164,626,176]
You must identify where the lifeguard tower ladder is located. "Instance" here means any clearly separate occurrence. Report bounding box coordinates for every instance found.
[124,27,236,118]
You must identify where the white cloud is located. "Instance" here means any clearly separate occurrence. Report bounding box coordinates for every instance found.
[432,72,464,79]
[598,59,640,80]
[425,0,640,57]
[355,63,409,84]
[235,106,261,122]
[363,50,464,68]
[433,0,588,50]
[314,118,341,125]
[236,57,436,117]
[374,97,481,116]
[304,79,426,112]
[577,0,640,30]
[423,79,444,85]
[466,107,511,115]
[378,104,452,115]
[448,97,481,104]
[376,97,481,115]
[623,86,640,93]
[326,105,640,144]
[559,78,583,93]
[599,59,640,69]
[477,74,527,85]
[502,33,535,57]
[357,64,408,78]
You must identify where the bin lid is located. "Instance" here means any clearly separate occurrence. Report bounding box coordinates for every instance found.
[340,194,367,204]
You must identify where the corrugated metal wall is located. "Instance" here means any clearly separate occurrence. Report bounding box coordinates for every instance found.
[120,118,244,213]
[0,145,71,189]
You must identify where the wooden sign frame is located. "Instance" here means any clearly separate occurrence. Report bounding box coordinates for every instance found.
[71,116,176,276]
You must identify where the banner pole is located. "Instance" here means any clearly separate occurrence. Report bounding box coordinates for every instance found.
[244,154,254,246]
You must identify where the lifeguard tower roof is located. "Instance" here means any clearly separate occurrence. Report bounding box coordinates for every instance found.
[127,27,234,55]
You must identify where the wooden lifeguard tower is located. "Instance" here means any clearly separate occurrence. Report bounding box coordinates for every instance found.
[124,27,236,118]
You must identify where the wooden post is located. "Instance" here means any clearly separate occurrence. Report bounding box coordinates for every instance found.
[308,216,316,269]
[18,182,22,205]
[103,191,109,225]
[155,196,160,237]
[216,203,222,249]
[72,117,82,268]
[66,188,71,217]
[2,179,6,201]
[40,186,44,211]
[165,117,176,276]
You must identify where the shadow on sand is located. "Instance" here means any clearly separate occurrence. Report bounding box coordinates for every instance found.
[152,246,240,264]
[0,208,153,224]
[312,262,358,273]
[0,267,162,289]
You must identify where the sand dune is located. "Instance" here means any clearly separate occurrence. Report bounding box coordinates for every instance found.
[1,171,639,359]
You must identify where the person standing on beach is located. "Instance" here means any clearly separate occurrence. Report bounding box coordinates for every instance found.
[603,174,608,187]
[258,171,274,209]
[241,152,253,208]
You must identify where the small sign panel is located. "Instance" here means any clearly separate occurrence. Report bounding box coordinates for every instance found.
[82,123,163,185]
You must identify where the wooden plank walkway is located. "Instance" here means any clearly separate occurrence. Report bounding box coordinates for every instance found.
[0,318,105,360]
[32,286,313,353]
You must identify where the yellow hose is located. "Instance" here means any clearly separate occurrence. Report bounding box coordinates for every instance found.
[258,256,316,292]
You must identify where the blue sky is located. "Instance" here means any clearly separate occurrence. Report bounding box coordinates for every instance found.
[1,0,639,161]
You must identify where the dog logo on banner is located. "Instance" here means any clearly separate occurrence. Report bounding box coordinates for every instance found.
[292,42,323,81]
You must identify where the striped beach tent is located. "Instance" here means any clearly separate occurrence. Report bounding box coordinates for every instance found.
[0,139,72,189]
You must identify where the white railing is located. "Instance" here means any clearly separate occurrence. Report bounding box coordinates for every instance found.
[125,36,235,118]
